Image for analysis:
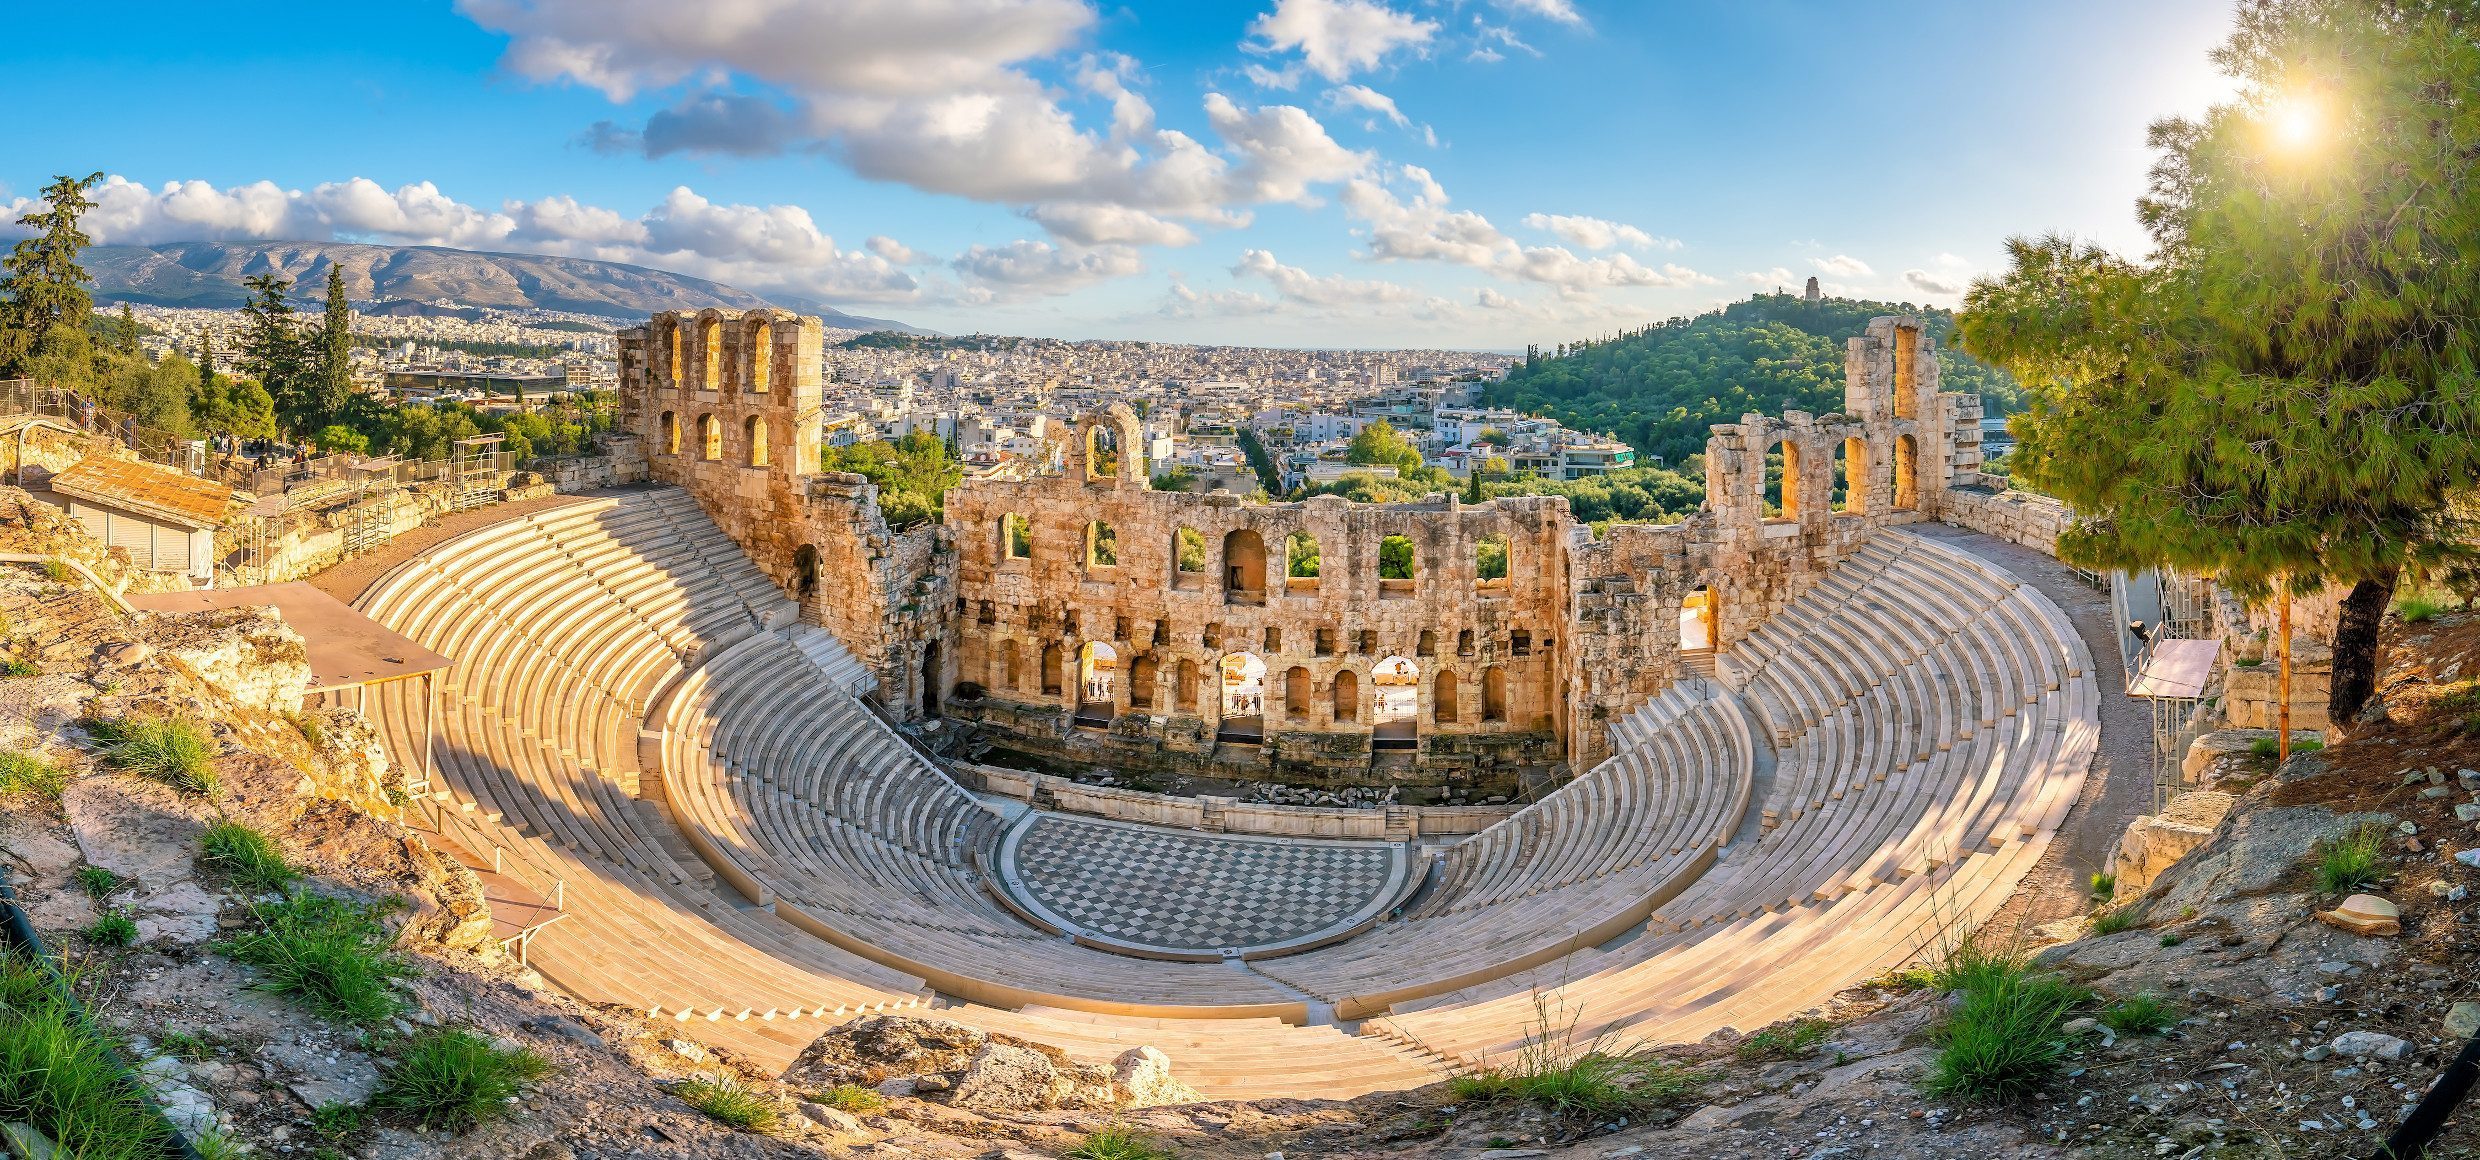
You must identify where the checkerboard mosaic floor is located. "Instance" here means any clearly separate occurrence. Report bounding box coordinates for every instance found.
[1005,816,1400,952]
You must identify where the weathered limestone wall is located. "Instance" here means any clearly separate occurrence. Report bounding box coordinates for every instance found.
[1942,486,2071,555]
[960,762,1516,838]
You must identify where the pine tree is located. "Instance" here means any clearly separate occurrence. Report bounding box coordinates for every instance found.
[318,264,353,424]
[1958,0,2480,727]
[0,171,104,376]
[239,273,313,435]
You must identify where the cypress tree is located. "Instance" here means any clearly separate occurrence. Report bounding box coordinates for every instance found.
[319,264,353,425]
[114,303,139,356]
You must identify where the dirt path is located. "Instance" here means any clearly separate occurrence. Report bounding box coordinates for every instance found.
[1905,522,2152,932]
[303,490,606,605]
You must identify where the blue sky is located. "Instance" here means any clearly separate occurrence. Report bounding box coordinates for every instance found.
[2,0,2241,348]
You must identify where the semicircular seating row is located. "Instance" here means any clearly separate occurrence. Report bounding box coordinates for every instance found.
[1364,530,2097,1068]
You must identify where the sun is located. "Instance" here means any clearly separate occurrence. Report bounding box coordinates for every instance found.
[2268,93,2323,150]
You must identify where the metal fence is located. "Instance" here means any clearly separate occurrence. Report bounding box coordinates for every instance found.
[0,378,209,475]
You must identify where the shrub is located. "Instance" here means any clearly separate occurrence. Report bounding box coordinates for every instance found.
[0,657,36,679]
[676,1074,779,1133]
[221,892,411,1026]
[84,912,137,948]
[310,1100,364,1141]
[1736,1017,1833,1061]
[2249,735,2323,760]
[2086,872,2116,902]
[1923,945,2090,1103]
[159,1030,215,1062]
[199,820,297,893]
[1447,1053,1702,1121]
[2159,933,2185,947]
[370,1029,551,1132]
[2313,823,2388,894]
[2097,993,2178,1036]
[1066,1123,1174,1160]
[39,558,72,583]
[0,952,178,1160]
[193,1129,249,1160]
[74,865,123,899]
[809,1082,886,1113]
[0,750,69,800]
[2089,905,2142,935]
[2397,594,2446,623]
[94,715,217,795]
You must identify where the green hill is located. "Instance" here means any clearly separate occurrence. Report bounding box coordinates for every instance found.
[1485,293,2022,467]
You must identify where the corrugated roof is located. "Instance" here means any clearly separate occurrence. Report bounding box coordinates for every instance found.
[49,458,241,530]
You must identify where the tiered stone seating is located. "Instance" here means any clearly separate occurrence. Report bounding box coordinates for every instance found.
[1365,530,2096,1066]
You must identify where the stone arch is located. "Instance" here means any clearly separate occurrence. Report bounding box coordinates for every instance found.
[658,410,678,456]
[699,414,722,461]
[1128,653,1158,709]
[1040,643,1064,696]
[1681,584,1717,653]
[1224,529,1266,604]
[1379,533,1416,596]
[1284,531,1320,591]
[1175,658,1199,711]
[1220,653,1266,740]
[1763,437,1799,521]
[1481,665,1508,722]
[1834,437,1866,514]
[1087,424,1120,479]
[1000,513,1031,560]
[1432,667,1460,724]
[1892,324,1919,420]
[1331,667,1361,724]
[698,313,722,390]
[744,415,769,467]
[793,544,819,598]
[1894,433,1919,511]
[1475,534,1509,590]
[1085,520,1118,568]
[1284,665,1312,715]
[744,315,773,393]
[662,317,683,387]
[1076,641,1117,722]
[1373,655,1417,745]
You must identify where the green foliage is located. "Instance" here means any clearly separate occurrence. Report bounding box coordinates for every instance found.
[0,750,68,800]
[74,866,123,899]
[193,1129,251,1160]
[1286,533,1320,578]
[93,714,217,795]
[1735,1017,1833,1061]
[2313,823,2388,894]
[1088,521,1119,567]
[221,892,412,1026]
[240,273,321,435]
[200,820,299,893]
[675,1074,779,1133]
[1476,536,1509,581]
[1004,513,1033,559]
[39,558,71,583]
[320,265,353,423]
[2097,993,2178,1036]
[0,657,36,679]
[1346,420,1425,473]
[1378,535,1415,580]
[1174,526,1207,573]
[0,952,179,1159]
[2088,905,2142,936]
[1150,465,1196,493]
[83,912,137,947]
[1065,1123,1174,1160]
[312,424,371,455]
[371,1029,552,1133]
[1448,1054,1703,1121]
[2247,735,2321,759]
[1488,294,2019,468]
[1923,945,2089,1103]
[2087,872,2116,902]
[1234,428,1284,496]
[0,173,104,378]
[808,1083,886,1113]
[2397,593,2447,623]
[1475,463,1706,526]
[158,1031,215,1062]
[1301,465,1459,503]
[309,1100,364,1142]
[820,431,963,529]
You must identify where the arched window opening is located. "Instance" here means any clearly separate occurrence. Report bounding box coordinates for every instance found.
[1219,653,1266,743]
[699,414,723,461]
[1833,437,1865,514]
[1128,654,1158,709]
[1331,668,1361,724]
[1894,434,1919,511]
[1778,440,1803,520]
[1475,535,1510,591]
[1892,325,1919,420]
[1173,527,1206,587]
[747,320,772,393]
[1481,666,1508,722]
[1681,585,1716,654]
[1001,513,1031,561]
[1432,669,1460,724]
[745,416,769,467]
[1285,532,1321,592]
[1175,659,1199,711]
[659,411,679,456]
[1284,666,1311,716]
[1088,425,1120,478]
[793,544,820,598]
[1076,642,1117,725]
[1223,529,1267,604]
[699,317,721,390]
[1417,629,1437,656]
[663,320,682,387]
[1040,644,1065,696]
[1373,656,1418,747]
[1086,521,1119,569]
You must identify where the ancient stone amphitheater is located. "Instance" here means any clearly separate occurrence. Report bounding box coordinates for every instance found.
[353,310,2098,1101]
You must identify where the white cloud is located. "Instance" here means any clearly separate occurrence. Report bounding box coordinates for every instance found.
[1740,267,1799,288]
[1162,279,1282,318]
[1233,248,1417,306]
[952,239,1145,295]
[1487,0,1584,25]
[1341,165,1712,293]
[1323,84,1408,127]
[1246,0,1438,83]
[1902,268,1964,296]
[1024,203,1200,248]
[1203,94,1371,206]
[866,235,930,266]
[6,175,921,304]
[1520,212,1676,252]
[1810,254,1874,278]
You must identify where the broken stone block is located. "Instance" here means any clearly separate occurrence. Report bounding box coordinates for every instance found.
[2314,894,2400,937]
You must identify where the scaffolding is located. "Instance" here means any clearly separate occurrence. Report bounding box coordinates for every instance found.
[451,435,507,512]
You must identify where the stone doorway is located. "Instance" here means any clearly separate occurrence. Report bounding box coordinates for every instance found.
[1218,652,1265,744]
[1373,655,1419,749]
[1076,641,1118,728]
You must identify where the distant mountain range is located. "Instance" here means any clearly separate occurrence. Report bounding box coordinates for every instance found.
[84,240,929,333]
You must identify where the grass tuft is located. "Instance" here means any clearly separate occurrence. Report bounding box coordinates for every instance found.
[220,892,412,1026]
[2397,594,2447,623]
[808,1082,887,1113]
[0,951,179,1160]
[2086,871,2116,902]
[0,749,69,800]
[370,1029,552,1133]
[0,657,37,679]
[1066,1123,1175,1160]
[2097,993,2178,1036]
[2089,905,2143,936]
[1923,941,2090,1103]
[93,714,218,795]
[676,1074,780,1133]
[1443,990,1705,1121]
[2313,822,2389,894]
[74,865,124,900]
[83,912,138,948]
[39,558,72,583]
[1735,1017,1833,1062]
[199,820,298,893]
